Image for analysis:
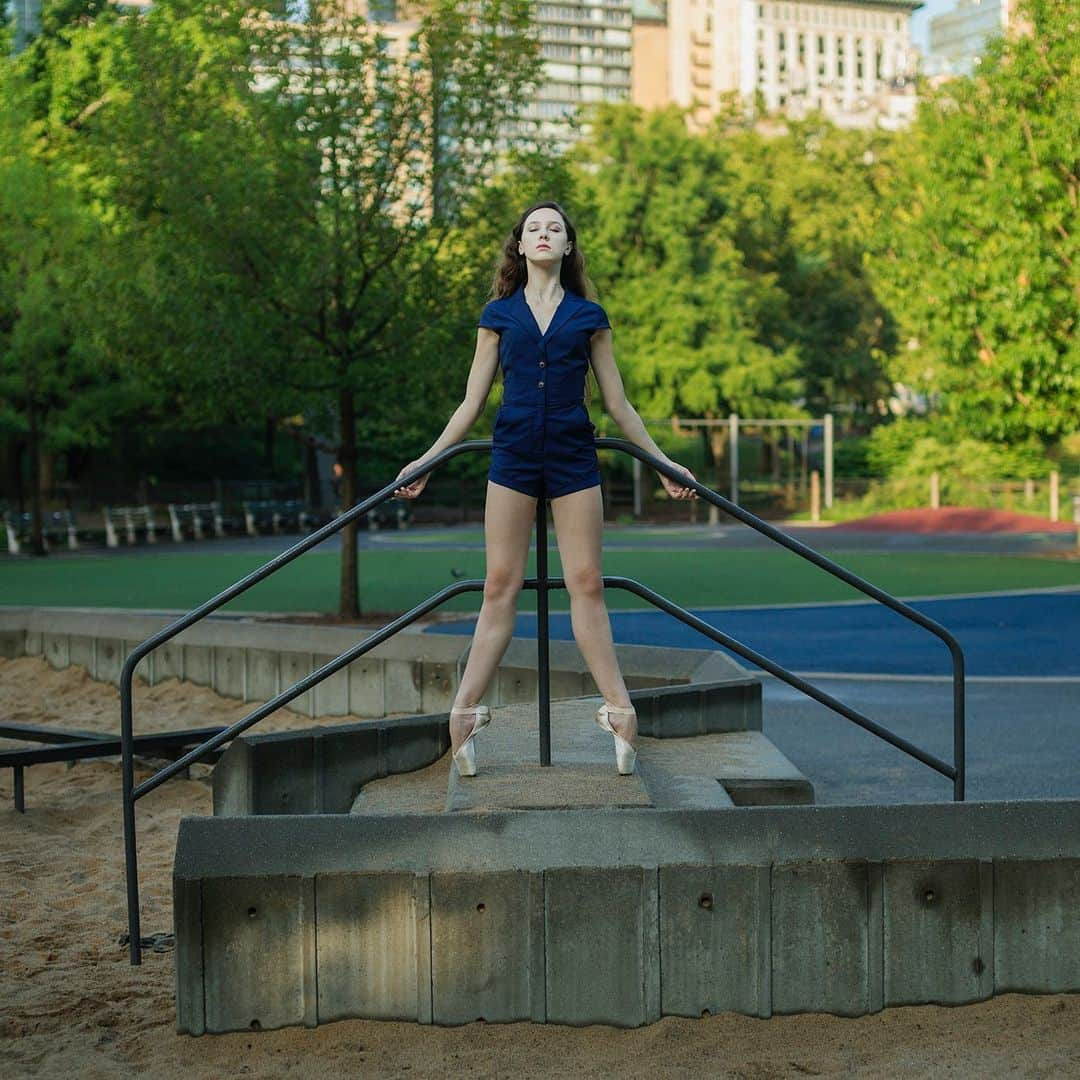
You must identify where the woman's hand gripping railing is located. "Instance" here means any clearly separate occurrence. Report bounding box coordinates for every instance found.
[119,441,490,964]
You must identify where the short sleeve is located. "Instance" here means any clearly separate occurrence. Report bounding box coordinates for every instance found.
[589,302,611,333]
[478,300,502,331]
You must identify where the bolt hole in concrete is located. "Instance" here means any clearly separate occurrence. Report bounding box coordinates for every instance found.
[699,893,713,909]
[924,889,936,904]
[476,902,485,913]
[250,1019,261,1032]
[247,907,257,919]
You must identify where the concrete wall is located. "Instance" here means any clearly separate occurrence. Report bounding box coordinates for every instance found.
[0,607,752,720]
[173,801,1080,1032]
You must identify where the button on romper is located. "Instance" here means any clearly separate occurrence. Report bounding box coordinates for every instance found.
[478,285,611,500]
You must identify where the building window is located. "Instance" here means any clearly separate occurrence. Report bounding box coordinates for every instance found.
[817,34,824,53]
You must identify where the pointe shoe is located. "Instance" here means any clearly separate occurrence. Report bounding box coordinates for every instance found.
[450,704,491,777]
[595,702,637,775]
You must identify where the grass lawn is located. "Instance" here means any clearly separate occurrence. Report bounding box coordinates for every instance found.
[1,546,1076,616]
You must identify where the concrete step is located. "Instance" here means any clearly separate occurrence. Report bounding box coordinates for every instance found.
[350,697,812,815]
[447,762,652,812]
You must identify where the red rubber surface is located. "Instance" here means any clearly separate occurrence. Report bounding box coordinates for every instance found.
[836,507,1076,534]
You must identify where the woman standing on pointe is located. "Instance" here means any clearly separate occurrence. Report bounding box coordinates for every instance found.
[394,201,698,778]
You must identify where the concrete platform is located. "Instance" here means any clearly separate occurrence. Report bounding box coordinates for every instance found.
[346,697,810,816]
[212,675,766,816]
[173,800,1080,1033]
[447,762,653,812]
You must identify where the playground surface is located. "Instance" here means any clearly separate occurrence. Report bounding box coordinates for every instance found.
[2,655,1079,1078]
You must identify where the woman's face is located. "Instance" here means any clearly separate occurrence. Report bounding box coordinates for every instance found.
[517,208,572,266]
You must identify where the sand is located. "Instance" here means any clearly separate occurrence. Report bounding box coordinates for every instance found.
[1,654,1078,1079]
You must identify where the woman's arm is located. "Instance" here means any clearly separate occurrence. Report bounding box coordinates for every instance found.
[588,328,698,499]
[395,328,500,497]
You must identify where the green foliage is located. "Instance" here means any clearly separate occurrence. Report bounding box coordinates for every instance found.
[719,118,899,418]
[0,59,147,458]
[832,435,872,479]
[851,417,1057,512]
[867,418,1052,480]
[572,104,804,421]
[867,0,1080,444]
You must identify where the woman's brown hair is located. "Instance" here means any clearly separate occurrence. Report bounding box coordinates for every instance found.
[488,200,599,302]
[487,200,602,404]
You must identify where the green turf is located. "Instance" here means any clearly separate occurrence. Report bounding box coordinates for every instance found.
[1,547,1076,615]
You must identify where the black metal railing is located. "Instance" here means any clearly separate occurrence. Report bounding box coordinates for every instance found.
[119,438,965,963]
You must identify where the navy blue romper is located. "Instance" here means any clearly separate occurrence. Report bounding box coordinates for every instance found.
[479,284,611,500]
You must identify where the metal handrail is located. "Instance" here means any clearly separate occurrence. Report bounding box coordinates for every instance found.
[120,437,965,963]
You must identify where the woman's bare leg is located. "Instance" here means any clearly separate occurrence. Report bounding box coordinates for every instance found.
[549,484,635,744]
[451,480,537,751]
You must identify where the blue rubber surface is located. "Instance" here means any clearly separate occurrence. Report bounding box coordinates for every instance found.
[425,591,1080,677]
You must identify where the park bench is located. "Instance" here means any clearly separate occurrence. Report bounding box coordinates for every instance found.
[103,504,159,547]
[241,499,316,536]
[2,509,80,555]
[167,501,225,542]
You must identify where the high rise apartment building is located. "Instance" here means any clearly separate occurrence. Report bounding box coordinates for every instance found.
[528,2,634,150]
[633,0,923,131]
[352,1,634,154]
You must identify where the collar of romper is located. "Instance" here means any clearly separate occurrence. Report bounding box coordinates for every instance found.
[510,283,584,343]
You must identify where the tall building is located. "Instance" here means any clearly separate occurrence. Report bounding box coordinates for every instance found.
[353,1,634,155]
[530,1,634,152]
[924,0,1019,77]
[632,0,923,131]
[9,0,41,54]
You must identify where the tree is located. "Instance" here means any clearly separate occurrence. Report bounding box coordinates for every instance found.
[868,0,1080,444]
[720,118,900,425]
[572,105,804,443]
[0,60,147,554]
[54,0,544,616]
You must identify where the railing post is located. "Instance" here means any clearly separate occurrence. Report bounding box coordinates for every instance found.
[728,413,739,505]
[536,496,552,766]
[824,412,834,510]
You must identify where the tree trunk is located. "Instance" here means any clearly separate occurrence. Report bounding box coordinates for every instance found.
[338,388,361,619]
[264,414,276,472]
[28,402,46,557]
[305,440,322,511]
